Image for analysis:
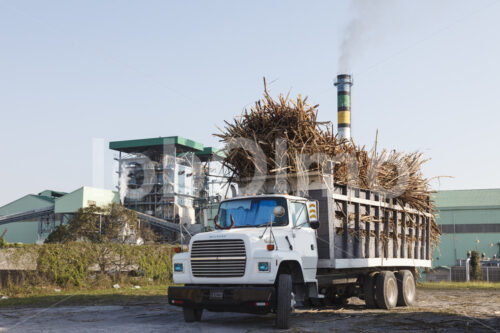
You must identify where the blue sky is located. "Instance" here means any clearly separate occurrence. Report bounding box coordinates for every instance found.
[1,0,500,206]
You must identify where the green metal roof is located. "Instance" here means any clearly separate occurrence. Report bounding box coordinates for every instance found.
[433,189,500,209]
[195,147,226,158]
[0,195,55,215]
[109,136,204,153]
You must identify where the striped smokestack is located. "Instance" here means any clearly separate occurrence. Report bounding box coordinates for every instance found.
[334,74,353,140]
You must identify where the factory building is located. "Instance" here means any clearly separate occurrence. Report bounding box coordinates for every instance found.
[0,187,120,244]
[433,189,500,268]
[0,190,65,243]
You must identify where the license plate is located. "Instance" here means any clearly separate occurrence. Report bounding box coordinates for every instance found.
[209,290,224,300]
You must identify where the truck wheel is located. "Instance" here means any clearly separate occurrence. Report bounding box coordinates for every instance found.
[183,307,203,322]
[375,271,398,309]
[395,270,416,307]
[363,272,378,309]
[276,274,293,329]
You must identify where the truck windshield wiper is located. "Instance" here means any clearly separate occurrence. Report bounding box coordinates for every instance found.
[258,221,272,238]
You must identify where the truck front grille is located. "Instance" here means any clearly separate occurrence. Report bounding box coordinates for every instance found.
[190,239,246,277]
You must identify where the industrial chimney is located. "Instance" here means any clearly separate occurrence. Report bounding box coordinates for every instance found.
[334,74,353,140]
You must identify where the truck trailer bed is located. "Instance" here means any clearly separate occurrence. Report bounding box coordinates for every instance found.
[310,184,433,269]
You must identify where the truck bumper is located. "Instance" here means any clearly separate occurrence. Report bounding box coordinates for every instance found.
[168,286,275,314]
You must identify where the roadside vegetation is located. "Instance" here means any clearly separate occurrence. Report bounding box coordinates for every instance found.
[0,242,174,297]
[418,281,500,290]
[0,204,176,300]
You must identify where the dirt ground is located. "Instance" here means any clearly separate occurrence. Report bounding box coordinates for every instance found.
[0,289,498,332]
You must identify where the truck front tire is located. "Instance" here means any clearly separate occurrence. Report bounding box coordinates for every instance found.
[396,270,416,306]
[183,307,203,322]
[276,274,293,329]
[375,271,398,309]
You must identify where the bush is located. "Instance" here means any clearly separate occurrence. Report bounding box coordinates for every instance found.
[37,243,97,287]
[137,245,173,284]
[470,251,482,281]
[1,243,175,293]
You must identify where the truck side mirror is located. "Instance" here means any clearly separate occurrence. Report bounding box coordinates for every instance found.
[310,220,320,230]
[273,206,286,218]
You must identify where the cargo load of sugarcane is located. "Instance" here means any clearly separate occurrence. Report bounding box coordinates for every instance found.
[215,82,440,247]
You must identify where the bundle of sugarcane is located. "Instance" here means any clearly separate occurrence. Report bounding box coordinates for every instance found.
[215,85,440,242]
[215,88,350,179]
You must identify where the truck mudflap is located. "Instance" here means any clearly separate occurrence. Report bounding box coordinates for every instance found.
[168,286,275,314]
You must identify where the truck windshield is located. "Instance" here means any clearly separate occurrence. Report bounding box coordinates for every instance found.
[218,197,288,228]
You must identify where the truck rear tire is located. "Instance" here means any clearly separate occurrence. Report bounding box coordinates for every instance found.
[375,271,398,309]
[395,270,416,307]
[183,307,203,322]
[363,272,378,308]
[276,274,293,329]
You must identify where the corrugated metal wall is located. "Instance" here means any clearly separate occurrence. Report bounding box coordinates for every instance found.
[433,189,500,268]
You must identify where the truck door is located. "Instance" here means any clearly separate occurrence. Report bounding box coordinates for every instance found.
[290,201,318,277]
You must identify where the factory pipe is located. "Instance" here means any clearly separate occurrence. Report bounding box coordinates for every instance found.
[334,74,353,140]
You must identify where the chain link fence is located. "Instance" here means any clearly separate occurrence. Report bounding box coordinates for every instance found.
[426,266,500,282]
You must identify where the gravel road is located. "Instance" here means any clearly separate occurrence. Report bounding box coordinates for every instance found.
[0,289,499,332]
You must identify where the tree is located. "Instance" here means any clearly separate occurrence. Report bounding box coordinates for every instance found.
[67,205,104,243]
[45,203,153,244]
[44,224,75,244]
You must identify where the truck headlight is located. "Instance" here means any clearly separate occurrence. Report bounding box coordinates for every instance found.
[174,263,183,272]
[258,262,270,272]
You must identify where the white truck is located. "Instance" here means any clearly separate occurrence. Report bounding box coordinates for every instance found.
[168,181,433,329]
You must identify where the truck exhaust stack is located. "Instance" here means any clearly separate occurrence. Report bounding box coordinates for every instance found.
[334,74,353,140]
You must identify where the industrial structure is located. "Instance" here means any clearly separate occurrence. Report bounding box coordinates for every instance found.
[109,136,229,238]
[0,136,229,244]
[334,74,353,140]
[432,189,500,268]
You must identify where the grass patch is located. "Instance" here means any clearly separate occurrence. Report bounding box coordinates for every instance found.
[0,284,171,308]
[418,281,500,290]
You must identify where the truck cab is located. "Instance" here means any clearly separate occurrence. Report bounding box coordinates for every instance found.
[168,194,320,328]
